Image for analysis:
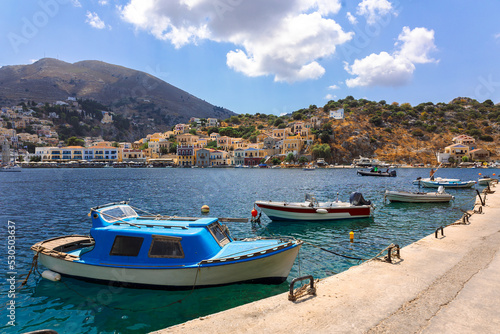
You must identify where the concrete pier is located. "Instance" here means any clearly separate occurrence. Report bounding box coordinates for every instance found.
[154,184,500,334]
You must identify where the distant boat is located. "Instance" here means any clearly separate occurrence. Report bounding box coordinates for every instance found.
[357,169,396,177]
[384,187,454,203]
[32,202,302,289]
[1,164,21,172]
[303,165,316,171]
[353,156,389,167]
[255,193,373,221]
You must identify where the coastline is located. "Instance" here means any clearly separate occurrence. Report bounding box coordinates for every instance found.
[153,183,500,334]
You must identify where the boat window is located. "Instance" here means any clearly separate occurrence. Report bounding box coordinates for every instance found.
[148,236,184,258]
[208,223,230,247]
[110,236,144,256]
[100,206,138,223]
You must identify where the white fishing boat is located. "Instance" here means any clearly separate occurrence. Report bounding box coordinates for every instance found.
[412,177,460,185]
[384,187,454,203]
[255,193,373,221]
[418,179,476,188]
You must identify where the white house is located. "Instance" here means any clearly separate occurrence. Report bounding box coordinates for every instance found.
[330,108,344,120]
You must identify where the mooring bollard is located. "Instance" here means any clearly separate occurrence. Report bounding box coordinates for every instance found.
[288,275,316,301]
[435,226,444,238]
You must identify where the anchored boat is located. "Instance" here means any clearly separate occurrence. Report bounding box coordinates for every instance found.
[255,193,373,221]
[416,179,476,188]
[357,169,396,177]
[384,186,454,203]
[31,202,302,289]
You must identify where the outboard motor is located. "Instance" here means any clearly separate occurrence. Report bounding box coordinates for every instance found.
[437,186,445,194]
[350,192,372,206]
[390,170,397,177]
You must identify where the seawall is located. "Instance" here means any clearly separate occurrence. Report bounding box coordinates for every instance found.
[153,183,500,333]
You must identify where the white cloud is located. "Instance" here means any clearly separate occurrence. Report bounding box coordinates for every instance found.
[72,0,82,7]
[356,0,395,25]
[119,0,352,82]
[98,0,109,5]
[346,12,357,25]
[344,26,437,87]
[328,84,339,90]
[325,94,337,100]
[396,26,437,64]
[86,11,107,29]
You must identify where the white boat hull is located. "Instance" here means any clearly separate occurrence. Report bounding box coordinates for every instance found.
[418,180,475,188]
[255,201,372,221]
[37,245,301,288]
[385,190,454,203]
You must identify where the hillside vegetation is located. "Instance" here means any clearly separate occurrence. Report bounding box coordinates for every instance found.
[215,96,499,164]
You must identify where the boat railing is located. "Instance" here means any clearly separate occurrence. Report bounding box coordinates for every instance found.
[113,221,188,229]
[90,201,130,211]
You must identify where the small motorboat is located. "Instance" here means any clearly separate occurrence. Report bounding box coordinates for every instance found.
[478,175,498,186]
[384,186,454,203]
[412,177,460,185]
[32,202,302,289]
[303,165,316,171]
[357,169,396,177]
[255,193,373,221]
[417,179,476,188]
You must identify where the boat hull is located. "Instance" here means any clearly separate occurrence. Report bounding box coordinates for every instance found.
[384,190,454,203]
[255,202,372,221]
[357,170,396,177]
[419,180,475,188]
[37,244,301,289]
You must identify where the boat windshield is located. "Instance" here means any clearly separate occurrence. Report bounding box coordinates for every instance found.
[100,205,138,223]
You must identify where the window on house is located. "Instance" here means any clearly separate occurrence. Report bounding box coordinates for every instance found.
[149,236,184,258]
[110,236,144,256]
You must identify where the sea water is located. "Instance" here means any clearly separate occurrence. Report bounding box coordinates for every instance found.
[0,167,495,333]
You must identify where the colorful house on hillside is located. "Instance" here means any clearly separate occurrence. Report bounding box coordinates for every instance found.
[244,148,263,166]
[195,148,211,167]
[470,148,490,162]
[452,135,475,146]
[177,146,195,167]
[210,150,228,166]
[232,148,245,166]
[444,144,470,162]
[282,137,302,156]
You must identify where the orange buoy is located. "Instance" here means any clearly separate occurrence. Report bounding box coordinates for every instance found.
[349,231,354,242]
[201,205,210,213]
[251,208,258,217]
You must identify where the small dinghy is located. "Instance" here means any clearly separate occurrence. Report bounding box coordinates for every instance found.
[255,193,373,221]
[31,202,302,289]
[384,186,454,203]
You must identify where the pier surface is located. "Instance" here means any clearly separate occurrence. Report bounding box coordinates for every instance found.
[153,184,500,334]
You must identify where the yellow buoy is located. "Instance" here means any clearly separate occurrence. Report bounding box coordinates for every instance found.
[349,231,354,242]
[201,205,210,213]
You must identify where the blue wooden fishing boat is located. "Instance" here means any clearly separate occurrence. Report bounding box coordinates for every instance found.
[31,202,302,289]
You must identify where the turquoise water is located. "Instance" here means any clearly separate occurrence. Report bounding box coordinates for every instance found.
[1,167,495,333]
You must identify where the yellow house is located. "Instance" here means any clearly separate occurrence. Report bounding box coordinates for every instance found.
[282,137,302,156]
[176,133,199,147]
[444,144,469,162]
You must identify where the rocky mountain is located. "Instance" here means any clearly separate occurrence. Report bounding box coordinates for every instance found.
[0,58,235,129]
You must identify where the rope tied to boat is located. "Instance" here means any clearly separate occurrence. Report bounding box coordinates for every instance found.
[19,249,42,288]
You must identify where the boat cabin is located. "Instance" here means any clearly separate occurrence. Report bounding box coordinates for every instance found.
[82,203,232,266]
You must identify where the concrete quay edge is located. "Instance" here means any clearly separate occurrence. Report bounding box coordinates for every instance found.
[153,183,500,334]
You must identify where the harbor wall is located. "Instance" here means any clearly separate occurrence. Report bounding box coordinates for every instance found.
[153,182,500,334]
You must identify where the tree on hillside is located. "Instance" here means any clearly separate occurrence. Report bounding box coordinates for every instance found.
[67,136,84,146]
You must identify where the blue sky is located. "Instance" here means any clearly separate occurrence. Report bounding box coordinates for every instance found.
[1,0,499,115]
